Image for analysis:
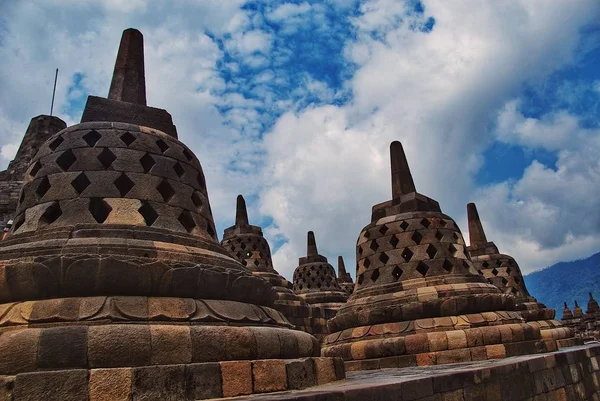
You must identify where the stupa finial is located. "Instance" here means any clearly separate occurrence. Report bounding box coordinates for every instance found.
[467,202,488,245]
[338,256,347,279]
[108,28,147,105]
[235,195,249,226]
[307,231,318,257]
[390,141,416,199]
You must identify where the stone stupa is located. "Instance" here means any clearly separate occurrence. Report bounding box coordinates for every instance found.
[322,141,561,371]
[0,28,343,400]
[465,202,578,347]
[293,231,348,310]
[337,256,355,297]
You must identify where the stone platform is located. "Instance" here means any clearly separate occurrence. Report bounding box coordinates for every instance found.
[228,343,600,400]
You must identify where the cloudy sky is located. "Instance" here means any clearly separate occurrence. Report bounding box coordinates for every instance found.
[1,0,599,281]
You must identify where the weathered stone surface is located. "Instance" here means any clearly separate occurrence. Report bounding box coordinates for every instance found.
[13,370,88,401]
[220,361,253,397]
[132,365,186,401]
[89,368,132,401]
[253,360,287,393]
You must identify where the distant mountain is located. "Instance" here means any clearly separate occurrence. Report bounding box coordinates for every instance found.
[524,251,600,320]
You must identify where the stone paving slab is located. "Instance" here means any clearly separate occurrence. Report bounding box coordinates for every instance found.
[225,344,600,400]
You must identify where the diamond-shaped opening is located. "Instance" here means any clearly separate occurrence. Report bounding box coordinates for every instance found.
[140,153,156,173]
[40,201,62,226]
[157,179,175,202]
[206,223,216,238]
[452,232,459,241]
[156,139,169,153]
[511,287,518,294]
[435,230,444,241]
[401,247,413,262]
[379,252,389,264]
[253,259,260,266]
[400,221,409,231]
[379,225,389,235]
[178,210,196,233]
[182,148,193,161]
[514,277,520,284]
[357,274,364,284]
[426,244,437,259]
[229,245,235,251]
[120,131,136,146]
[173,162,185,178]
[19,190,25,203]
[191,192,203,209]
[56,149,76,171]
[417,262,429,277]
[49,136,64,151]
[89,197,112,223]
[197,173,206,190]
[369,240,379,252]
[83,130,102,147]
[496,260,502,267]
[482,261,489,268]
[477,270,483,275]
[138,201,158,226]
[36,176,51,199]
[506,267,512,275]
[97,148,116,169]
[390,235,399,248]
[442,258,453,272]
[463,261,470,269]
[448,243,458,256]
[71,172,91,194]
[358,246,364,255]
[363,258,371,268]
[240,243,247,250]
[411,231,423,245]
[502,277,509,285]
[114,173,135,197]
[371,269,380,282]
[236,251,242,258]
[392,266,403,281]
[363,230,371,238]
[491,268,499,276]
[30,161,42,177]
[420,218,431,228]
[440,219,447,227]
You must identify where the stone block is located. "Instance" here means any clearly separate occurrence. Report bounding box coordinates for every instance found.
[13,370,88,401]
[427,331,448,352]
[131,365,185,401]
[88,324,151,367]
[38,326,88,368]
[252,360,287,393]
[417,352,437,366]
[401,377,433,401]
[286,359,317,390]
[0,328,40,374]
[150,325,191,364]
[220,361,252,397]
[406,333,429,354]
[485,344,506,360]
[0,376,14,401]
[447,330,467,350]
[89,368,132,401]
[185,362,222,400]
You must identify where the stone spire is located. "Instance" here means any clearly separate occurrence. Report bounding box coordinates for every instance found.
[588,293,599,314]
[108,28,147,105]
[235,194,249,227]
[337,255,354,297]
[390,141,416,199]
[563,302,574,320]
[467,202,488,246]
[574,300,584,318]
[307,231,318,257]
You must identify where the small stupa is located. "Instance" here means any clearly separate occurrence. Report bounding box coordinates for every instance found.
[337,256,355,297]
[322,141,562,371]
[0,28,343,399]
[292,231,348,309]
[588,293,599,315]
[465,203,578,347]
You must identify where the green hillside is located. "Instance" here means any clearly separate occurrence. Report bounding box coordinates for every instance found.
[524,251,600,319]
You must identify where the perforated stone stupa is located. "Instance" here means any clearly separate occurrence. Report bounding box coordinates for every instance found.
[337,256,355,297]
[293,231,348,310]
[322,141,562,371]
[465,203,577,348]
[0,28,343,400]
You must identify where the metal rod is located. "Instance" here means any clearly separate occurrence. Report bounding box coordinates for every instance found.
[50,68,58,116]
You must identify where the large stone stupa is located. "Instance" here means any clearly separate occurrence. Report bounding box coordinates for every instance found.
[322,141,560,371]
[0,29,343,400]
[465,202,578,348]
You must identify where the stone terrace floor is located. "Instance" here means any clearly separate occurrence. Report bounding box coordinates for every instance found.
[224,344,600,401]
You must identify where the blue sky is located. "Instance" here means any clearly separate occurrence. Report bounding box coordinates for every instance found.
[0,0,599,280]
